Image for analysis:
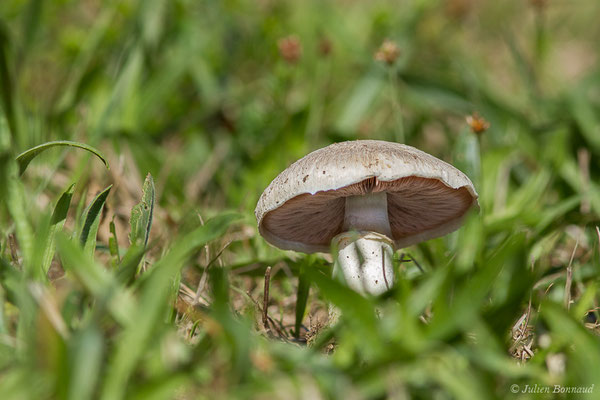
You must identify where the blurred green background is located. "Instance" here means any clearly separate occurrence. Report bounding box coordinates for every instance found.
[1,0,600,399]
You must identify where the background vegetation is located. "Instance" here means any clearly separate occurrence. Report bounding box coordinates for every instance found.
[1,0,600,398]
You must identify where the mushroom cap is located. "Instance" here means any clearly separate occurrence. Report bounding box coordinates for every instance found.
[255,140,479,253]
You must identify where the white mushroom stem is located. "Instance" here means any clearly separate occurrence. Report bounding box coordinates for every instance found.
[343,191,392,238]
[333,231,394,296]
[332,192,395,296]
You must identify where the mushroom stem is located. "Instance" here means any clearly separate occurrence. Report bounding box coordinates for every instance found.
[332,191,395,296]
[332,231,395,296]
[343,191,392,237]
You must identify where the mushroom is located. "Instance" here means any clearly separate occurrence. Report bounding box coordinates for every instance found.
[255,140,478,297]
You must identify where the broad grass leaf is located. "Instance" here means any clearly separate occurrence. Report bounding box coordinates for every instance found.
[129,173,155,247]
[79,185,112,255]
[115,243,146,286]
[335,70,384,135]
[42,183,75,274]
[67,325,104,400]
[108,219,120,264]
[16,140,109,175]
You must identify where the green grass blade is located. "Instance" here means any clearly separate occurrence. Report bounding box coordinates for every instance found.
[108,218,120,265]
[335,70,384,135]
[427,233,527,340]
[128,374,189,400]
[73,186,88,237]
[0,23,18,142]
[115,244,146,286]
[57,232,113,296]
[294,263,310,339]
[101,212,241,400]
[306,267,382,356]
[129,173,155,247]
[542,301,600,386]
[42,183,75,274]
[54,8,114,113]
[16,140,109,175]
[20,0,44,62]
[56,233,134,326]
[0,256,22,307]
[572,282,597,322]
[79,185,112,256]
[533,195,580,236]
[569,90,600,152]
[208,266,252,379]
[453,127,481,190]
[67,325,104,400]
[0,284,5,335]
[5,163,35,276]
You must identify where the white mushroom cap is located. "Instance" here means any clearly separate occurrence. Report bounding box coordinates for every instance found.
[255,140,479,253]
